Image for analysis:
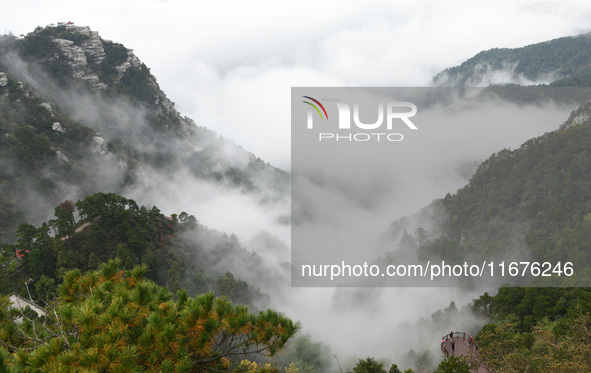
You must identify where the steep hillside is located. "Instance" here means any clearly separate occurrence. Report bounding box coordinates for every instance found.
[381,96,591,288]
[0,24,288,242]
[0,192,286,307]
[433,32,591,86]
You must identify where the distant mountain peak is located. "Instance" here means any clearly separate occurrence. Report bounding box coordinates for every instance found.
[433,32,591,87]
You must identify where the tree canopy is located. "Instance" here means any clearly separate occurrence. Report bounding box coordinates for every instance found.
[0,259,300,372]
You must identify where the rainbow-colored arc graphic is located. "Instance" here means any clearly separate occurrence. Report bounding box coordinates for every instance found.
[302,96,328,120]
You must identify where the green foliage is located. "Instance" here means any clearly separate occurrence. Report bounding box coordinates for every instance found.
[403,349,433,373]
[217,271,250,305]
[96,41,129,83]
[18,24,90,85]
[278,334,331,373]
[411,116,591,286]
[430,301,459,324]
[471,286,591,371]
[0,72,100,242]
[0,260,300,371]
[34,275,56,302]
[551,67,591,87]
[471,291,493,317]
[434,33,591,86]
[434,356,473,373]
[12,222,57,293]
[116,63,158,104]
[352,357,386,373]
[1,193,260,309]
[475,286,591,333]
[19,25,65,60]
[477,314,591,372]
[388,364,401,373]
[10,125,54,171]
[54,200,76,241]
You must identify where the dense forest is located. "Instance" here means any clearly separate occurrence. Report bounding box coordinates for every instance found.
[0,193,271,306]
[472,287,591,371]
[382,99,591,290]
[433,32,591,86]
[419,115,591,276]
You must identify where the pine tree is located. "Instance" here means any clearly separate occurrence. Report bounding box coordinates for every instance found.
[0,259,300,372]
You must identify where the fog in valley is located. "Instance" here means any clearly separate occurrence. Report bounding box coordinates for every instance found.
[3,1,591,370]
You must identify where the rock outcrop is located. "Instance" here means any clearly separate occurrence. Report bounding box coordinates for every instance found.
[40,103,55,115]
[561,97,591,129]
[52,122,65,133]
[52,38,88,78]
[90,135,107,155]
[0,72,7,87]
[56,150,69,163]
[51,25,144,90]
[47,25,190,137]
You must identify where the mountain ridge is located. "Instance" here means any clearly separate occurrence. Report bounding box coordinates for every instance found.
[0,23,289,242]
[433,32,591,87]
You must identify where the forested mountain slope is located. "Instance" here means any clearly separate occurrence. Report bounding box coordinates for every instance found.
[0,23,288,243]
[433,32,591,86]
[1,193,285,308]
[384,97,591,288]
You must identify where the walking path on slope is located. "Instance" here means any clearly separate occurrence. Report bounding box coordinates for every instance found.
[441,332,488,373]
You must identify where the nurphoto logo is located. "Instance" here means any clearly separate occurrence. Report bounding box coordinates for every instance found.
[301,96,329,122]
[302,95,418,142]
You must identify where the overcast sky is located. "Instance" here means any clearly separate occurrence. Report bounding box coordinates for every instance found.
[4,0,591,170]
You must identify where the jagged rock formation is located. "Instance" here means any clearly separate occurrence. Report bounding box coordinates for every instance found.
[42,25,191,137]
[52,122,64,132]
[51,25,143,92]
[52,38,88,77]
